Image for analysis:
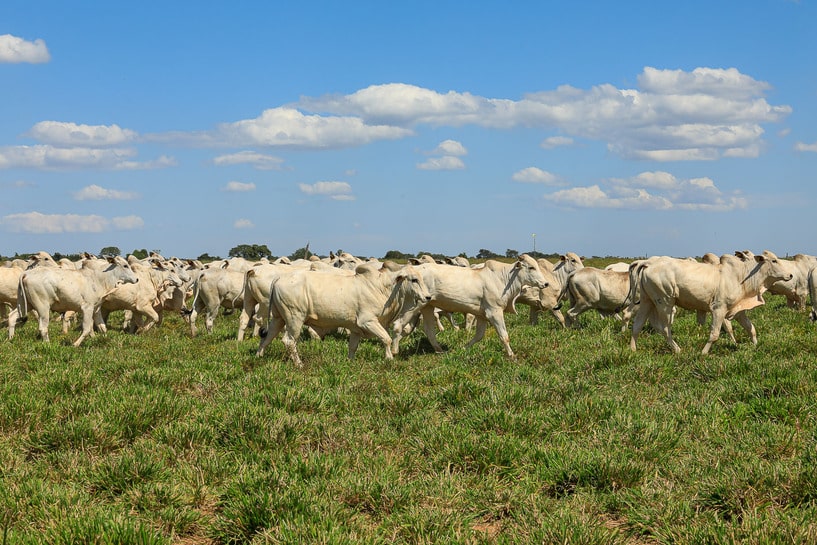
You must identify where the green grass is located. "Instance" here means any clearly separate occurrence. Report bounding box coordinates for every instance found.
[1,291,816,544]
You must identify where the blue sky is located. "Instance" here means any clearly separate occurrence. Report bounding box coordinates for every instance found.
[1,0,814,260]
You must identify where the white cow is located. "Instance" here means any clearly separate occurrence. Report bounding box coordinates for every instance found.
[767,254,817,310]
[1,263,24,338]
[604,261,631,273]
[526,254,584,328]
[565,267,633,331]
[100,261,184,333]
[630,251,793,354]
[392,254,548,358]
[237,260,318,341]
[185,267,246,336]
[256,262,432,366]
[17,256,139,346]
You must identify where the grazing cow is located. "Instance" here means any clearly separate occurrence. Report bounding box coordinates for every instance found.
[185,267,246,336]
[565,267,633,331]
[526,253,584,328]
[514,269,562,327]
[17,256,139,346]
[630,250,793,354]
[768,254,817,310]
[237,260,319,341]
[392,254,548,358]
[256,262,431,366]
[604,262,631,273]
[1,263,24,338]
[100,261,184,333]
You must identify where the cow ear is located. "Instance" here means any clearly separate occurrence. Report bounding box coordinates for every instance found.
[396,274,406,282]
[754,254,765,263]
[514,260,523,269]
[560,255,567,262]
[106,256,116,263]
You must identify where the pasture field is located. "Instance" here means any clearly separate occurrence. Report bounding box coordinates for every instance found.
[1,288,817,543]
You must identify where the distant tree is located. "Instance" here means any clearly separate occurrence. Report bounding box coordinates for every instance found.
[197,252,220,262]
[476,248,500,260]
[458,252,469,259]
[289,246,311,261]
[100,246,121,257]
[131,248,149,259]
[52,252,82,261]
[229,244,273,260]
[384,250,411,260]
[505,249,519,259]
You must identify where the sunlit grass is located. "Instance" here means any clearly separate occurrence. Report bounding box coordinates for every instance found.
[1,292,816,543]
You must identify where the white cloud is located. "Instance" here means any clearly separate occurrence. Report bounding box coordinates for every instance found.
[155,107,413,150]
[298,181,355,200]
[223,181,256,192]
[416,156,465,170]
[0,34,50,64]
[234,218,254,229]
[512,167,560,185]
[794,141,817,153]
[74,184,139,201]
[298,67,789,161]
[1,212,144,233]
[212,150,285,170]
[540,136,574,149]
[26,122,137,147]
[430,139,467,156]
[544,171,747,211]
[0,145,174,171]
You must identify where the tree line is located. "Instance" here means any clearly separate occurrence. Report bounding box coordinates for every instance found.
[2,244,562,263]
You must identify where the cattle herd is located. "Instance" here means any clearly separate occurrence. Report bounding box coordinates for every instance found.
[1,249,815,363]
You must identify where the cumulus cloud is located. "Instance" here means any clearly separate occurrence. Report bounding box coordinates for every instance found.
[73,184,139,200]
[298,67,789,160]
[795,141,817,153]
[544,171,747,211]
[26,122,137,147]
[212,150,285,170]
[512,167,561,185]
[429,139,467,156]
[1,212,144,233]
[234,218,254,229]
[153,107,413,150]
[0,145,174,170]
[540,136,575,149]
[416,156,465,170]
[0,34,50,64]
[298,181,355,200]
[223,181,256,192]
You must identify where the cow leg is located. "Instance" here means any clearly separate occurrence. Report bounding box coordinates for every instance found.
[529,307,540,326]
[420,306,446,353]
[204,304,218,334]
[696,310,707,326]
[658,304,681,354]
[465,316,490,348]
[391,308,422,355]
[722,318,736,343]
[189,308,199,336]
[733,311,757,345]
[629,297,654,351]
[7,307,19,340]
[256,316,285,357]
[565,302,589,329]
[282,320,304,367]
[702,309,726,355]
[358,320,394,360]
[433,308,446,331]
[237,300,255,341]
[442,311,460,330]
[73,308,96,346]
[550,308,566,329]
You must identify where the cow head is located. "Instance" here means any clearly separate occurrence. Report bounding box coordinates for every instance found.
[515,254,548,289]
[106,255,140,285]
[753,250,793,286]
[395,265,432,304]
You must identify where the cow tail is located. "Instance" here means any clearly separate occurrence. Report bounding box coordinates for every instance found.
[181,276,201,316]
[17,274,29,324]
[258,276,282,339]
